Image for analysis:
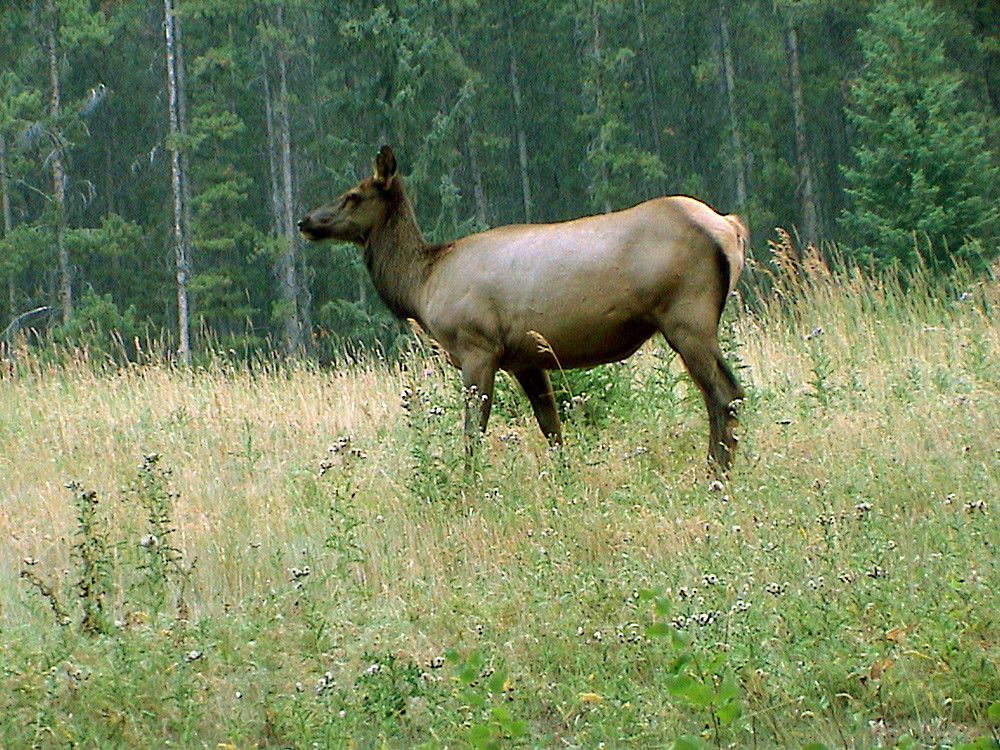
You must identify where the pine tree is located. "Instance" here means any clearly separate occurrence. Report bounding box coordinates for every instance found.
[840,0,999,270]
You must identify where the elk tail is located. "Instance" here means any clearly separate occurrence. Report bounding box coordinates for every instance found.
[721,214,748,297]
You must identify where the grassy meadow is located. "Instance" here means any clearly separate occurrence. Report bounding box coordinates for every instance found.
[1,250,999,749]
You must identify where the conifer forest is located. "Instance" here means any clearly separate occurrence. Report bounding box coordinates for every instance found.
[1,0,998,362]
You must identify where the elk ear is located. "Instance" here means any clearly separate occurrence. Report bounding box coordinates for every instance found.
[373,145,397,188]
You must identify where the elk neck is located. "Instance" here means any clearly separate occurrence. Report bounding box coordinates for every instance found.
[361,182,435,323]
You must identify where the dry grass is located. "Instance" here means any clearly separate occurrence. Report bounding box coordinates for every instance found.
[0,359,398,611]
[1,248,998,748]
[2,253,997,617]
[0,348,701,622]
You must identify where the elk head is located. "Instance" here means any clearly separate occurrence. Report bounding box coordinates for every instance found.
[298,146,399,243]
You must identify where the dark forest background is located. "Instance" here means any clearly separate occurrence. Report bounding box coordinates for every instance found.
[1,0,998,362]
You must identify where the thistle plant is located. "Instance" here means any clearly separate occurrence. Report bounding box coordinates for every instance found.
[127,453,185,618]
[18,482,114,635]
[320,437,368,584]
[70,482,113,635]
[804,326,835,407]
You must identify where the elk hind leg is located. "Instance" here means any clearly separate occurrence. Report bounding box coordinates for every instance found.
[660,323,744,474]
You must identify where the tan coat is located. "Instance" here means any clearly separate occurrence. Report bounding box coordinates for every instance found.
[300,146,746,473]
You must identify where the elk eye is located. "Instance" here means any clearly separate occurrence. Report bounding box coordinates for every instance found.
[342,192,361,207]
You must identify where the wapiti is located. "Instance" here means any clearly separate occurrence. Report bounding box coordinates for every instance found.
[299,146,747,473]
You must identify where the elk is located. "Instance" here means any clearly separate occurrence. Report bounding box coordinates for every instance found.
[299,146,747,473]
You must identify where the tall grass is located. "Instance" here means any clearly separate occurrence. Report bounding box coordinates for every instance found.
[1,247,998,749]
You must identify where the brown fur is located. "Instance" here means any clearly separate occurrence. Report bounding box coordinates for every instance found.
[299,146,746,473]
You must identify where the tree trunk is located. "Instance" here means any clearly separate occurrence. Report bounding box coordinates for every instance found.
[0,136,10,235]
[577,1,613,215]
[784,15,820,247]
[504,1,533,222]
[465,130,487,228]
[634,0,664,182]
[447,6,488,228]
[1,134,13,319]
[277,38,305,356]
[460,103,487,229]
[45,0,71,325]
[164,0,190,364]
[175,5,193,288]
[718,0,747,211]
[263,5,305,358]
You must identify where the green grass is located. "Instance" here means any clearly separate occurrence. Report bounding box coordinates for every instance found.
[1,258,999,749]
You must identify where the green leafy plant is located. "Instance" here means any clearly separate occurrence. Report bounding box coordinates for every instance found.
[447,648,525,750]
[640,589,743,750]
[355,652,424,721]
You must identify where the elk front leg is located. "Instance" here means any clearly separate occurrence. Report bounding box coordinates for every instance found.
[461,357,497,452]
